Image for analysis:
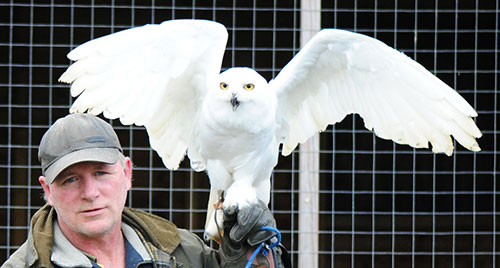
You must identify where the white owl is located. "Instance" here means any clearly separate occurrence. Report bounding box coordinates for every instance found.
[59,19,481,242]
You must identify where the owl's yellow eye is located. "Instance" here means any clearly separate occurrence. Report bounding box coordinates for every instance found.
[243,83,255,91]
[220,82,229,90]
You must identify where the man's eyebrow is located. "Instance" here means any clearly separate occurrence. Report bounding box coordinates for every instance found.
[55,162,110,180]
[94,162,112,170]
[54,170,75,182]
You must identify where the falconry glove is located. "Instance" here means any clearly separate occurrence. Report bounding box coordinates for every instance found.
[219,200,291,268]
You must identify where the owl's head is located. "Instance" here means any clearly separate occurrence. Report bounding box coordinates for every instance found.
[217,67,271,111]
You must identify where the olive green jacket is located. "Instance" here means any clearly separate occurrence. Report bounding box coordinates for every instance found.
[2,204,220,268]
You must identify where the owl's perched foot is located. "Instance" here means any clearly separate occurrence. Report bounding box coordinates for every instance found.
[222,184,259,217]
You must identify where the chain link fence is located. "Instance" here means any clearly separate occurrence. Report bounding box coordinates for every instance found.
[1,1,497,267]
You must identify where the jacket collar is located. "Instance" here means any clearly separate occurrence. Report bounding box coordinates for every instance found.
[121,207,181,254]
[25,204,181,267]
[51,222,93,267]
[27,204,56,267]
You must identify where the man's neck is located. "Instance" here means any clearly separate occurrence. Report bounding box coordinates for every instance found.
[57,219,126,268]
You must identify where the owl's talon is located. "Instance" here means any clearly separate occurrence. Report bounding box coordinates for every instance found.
[190,160,206,172]
[223,204,239,217]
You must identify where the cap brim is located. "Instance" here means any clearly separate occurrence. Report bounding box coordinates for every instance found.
[44,148,121,184]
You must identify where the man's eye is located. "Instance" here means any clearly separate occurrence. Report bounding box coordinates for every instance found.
[63,177,77,184]
[96,171,108,176]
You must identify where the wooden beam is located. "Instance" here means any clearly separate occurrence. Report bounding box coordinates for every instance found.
[298,0,321,267]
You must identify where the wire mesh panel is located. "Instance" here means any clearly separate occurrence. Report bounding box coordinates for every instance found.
[0,1,497,267]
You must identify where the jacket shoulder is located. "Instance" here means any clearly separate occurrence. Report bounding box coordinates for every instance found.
[122,208,221,267]
[123,207,181,254]
[2,242,28,268]
[173,229,220,267]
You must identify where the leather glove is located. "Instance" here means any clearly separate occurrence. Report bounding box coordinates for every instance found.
[219,200,279,267]
[225,200,276,245]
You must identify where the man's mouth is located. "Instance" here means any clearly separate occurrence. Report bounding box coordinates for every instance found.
[81,207,104,215]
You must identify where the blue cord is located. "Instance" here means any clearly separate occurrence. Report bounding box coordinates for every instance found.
[244,226,281,268]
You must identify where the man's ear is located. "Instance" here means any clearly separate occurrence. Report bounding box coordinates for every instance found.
[39,176,54,206]
[123,157,132,190]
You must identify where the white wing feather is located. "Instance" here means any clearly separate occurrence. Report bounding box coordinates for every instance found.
[59,20,228,169]
[272,29,481,156]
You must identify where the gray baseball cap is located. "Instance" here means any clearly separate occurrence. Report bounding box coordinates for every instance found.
[38,113,123,184]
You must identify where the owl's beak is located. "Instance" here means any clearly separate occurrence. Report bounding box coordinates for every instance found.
[231,93,240,111]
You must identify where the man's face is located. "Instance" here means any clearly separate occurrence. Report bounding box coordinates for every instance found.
[40,158,132,238]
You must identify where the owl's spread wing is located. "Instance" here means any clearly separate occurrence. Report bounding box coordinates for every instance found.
[59,20,228,169]
[271,29,481,156]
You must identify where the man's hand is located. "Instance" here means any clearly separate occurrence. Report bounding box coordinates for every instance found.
[219,200,289,268]
[225,200,276,244]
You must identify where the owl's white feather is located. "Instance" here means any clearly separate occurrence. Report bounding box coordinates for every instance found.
[271,29,480,156]
[59,20,481,242]
[60,20,228,170]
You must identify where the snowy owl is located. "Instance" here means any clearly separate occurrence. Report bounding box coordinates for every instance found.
[59,19,481,242]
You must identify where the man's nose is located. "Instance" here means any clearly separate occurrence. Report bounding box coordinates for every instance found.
[80,177,100,199]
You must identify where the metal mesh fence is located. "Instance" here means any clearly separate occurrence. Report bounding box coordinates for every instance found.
[0,0,497,267]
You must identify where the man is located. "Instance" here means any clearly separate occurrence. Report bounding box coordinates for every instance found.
[2,113,288,268]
